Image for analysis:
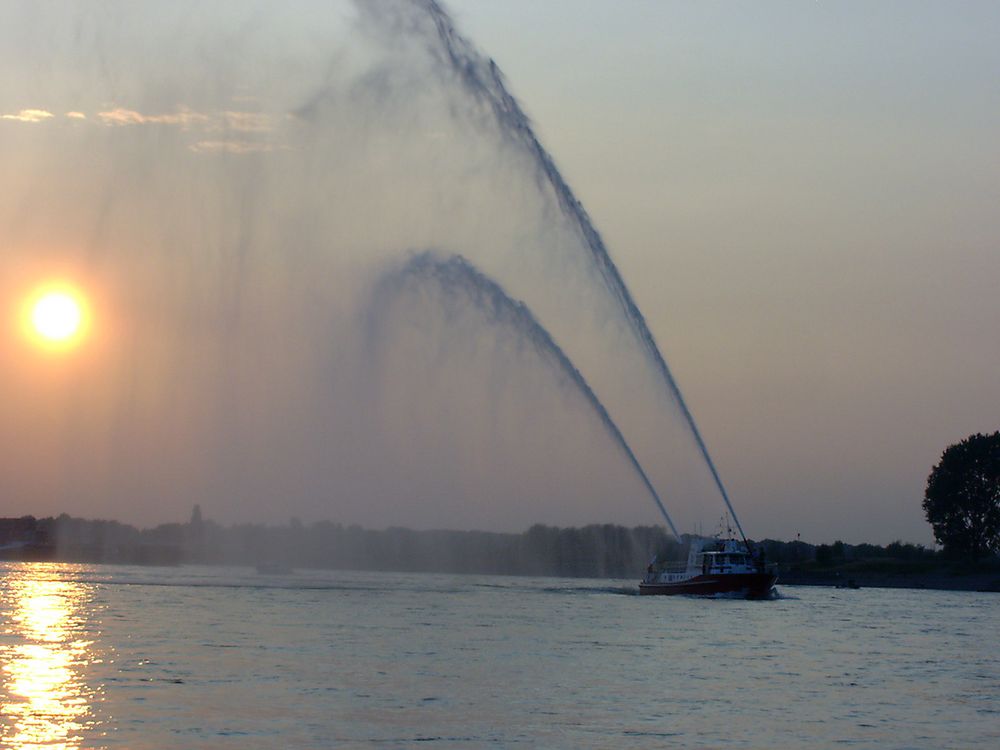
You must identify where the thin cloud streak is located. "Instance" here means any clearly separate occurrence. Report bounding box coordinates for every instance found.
[1,108,54,122]
[97,107,211,129]
[96,107,275,133]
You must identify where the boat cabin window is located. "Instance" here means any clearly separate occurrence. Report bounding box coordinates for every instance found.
[711,553,748,568]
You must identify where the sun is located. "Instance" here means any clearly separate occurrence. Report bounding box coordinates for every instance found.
[32,292,82,341]
[24,284,90,350]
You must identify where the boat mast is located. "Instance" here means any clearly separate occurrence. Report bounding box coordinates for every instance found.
[722,508,752,554]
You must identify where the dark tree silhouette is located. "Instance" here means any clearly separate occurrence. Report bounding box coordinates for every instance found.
[923,432,1000,559]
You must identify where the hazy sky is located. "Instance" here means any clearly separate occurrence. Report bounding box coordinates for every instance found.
[2,1,998,544]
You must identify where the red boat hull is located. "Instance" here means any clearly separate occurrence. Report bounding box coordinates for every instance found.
[639,572,776,598]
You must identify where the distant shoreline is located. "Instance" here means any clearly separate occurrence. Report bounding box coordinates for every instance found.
[1,545,998,594]
[776,569,1000,594]
[2,514,998,591]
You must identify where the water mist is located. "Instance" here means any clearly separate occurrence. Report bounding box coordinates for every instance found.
[374,0,746,538]
[367,251,681,540]
[1,0,736,534]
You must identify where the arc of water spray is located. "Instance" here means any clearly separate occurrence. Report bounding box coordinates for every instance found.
[400,0,748,544]
[367,251,682,542]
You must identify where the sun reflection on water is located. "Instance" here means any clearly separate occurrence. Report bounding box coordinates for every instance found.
[1,565,101,749]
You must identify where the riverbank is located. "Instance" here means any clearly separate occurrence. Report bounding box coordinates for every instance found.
[4,515,999,590]
[777,564,1000,593]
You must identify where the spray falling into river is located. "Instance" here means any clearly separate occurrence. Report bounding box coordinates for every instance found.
[367,252,681,540]
[376,0,746,539]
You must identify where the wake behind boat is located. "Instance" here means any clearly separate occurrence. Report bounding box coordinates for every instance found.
[640,537,776,598]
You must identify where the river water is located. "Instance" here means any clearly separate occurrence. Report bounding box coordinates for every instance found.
[1,562,997,749]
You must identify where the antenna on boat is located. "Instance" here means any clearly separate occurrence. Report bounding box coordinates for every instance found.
[717,490,751,552]
[720,510,753,555]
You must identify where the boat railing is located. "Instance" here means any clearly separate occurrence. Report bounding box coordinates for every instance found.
[656,563,689,574]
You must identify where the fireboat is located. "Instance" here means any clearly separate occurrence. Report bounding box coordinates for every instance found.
[639,537,776,598]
